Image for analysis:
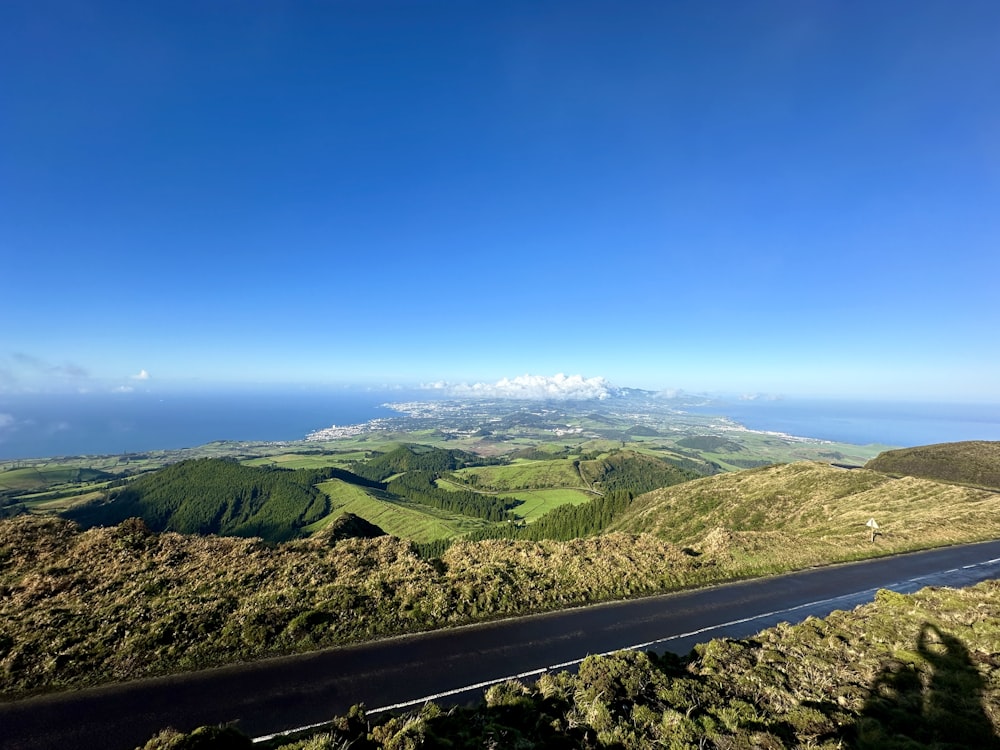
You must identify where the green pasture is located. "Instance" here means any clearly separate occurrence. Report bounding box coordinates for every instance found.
[308,479,491,543]
[0,465,112,492]
[454,459,583,492]
[502,488,594,523]
[434,476,593,523]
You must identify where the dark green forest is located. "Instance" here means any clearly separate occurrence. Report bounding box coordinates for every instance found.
[351,444,498,482]
[64,460,377,542]
[387,470,521,522]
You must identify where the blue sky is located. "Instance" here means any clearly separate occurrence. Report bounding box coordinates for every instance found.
[2,1,999,400]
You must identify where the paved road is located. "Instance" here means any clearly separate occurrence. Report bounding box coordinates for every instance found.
[4,540,1000,750]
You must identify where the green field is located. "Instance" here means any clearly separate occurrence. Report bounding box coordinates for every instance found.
[454,459,585,492]
[500,488,594,522]
[307,479,492,542]
[0,465,113,492]
[435,475,594,524]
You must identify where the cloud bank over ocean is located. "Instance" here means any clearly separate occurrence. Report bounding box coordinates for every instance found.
[424,373,617,400]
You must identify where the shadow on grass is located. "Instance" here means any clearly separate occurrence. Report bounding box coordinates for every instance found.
[857,623,1000,749]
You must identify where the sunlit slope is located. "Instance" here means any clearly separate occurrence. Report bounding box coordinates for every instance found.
[608,461,1000,561]
[865,440,1000,490]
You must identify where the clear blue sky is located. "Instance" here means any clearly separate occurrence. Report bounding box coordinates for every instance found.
[3,1,998,400]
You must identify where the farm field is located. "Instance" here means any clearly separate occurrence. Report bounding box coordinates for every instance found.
[500,488,594,522]
[307,479,491,542]
[453,459,586,492]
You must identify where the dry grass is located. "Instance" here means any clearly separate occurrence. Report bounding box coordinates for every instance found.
[610,461,1000,572]
[866,440,1000,490]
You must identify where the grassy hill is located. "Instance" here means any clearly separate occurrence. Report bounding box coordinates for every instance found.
[609,461,1000,574]
[351,444,493,482]
[865,440,1000,490]
[63,459,334,542]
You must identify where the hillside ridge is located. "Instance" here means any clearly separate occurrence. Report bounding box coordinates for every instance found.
[865,440,1000,490]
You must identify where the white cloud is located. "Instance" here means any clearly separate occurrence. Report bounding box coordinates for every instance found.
[113,385,135,393]
[657,388,686,399]
[0,353,90,392]
[131,369,151,380]
[427,373,618,400]
[0,413,14,430]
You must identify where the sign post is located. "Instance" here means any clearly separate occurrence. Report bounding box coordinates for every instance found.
[866,518,880,543]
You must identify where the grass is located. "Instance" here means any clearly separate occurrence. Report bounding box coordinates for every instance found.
[20,488,109,513]
[609,461,1000,576]
[866,440,1000,490]
[500,488,594,523]
[307,479,491,542]
[0,466,111,492]
[433,477,593,523]
[454,459,584,492]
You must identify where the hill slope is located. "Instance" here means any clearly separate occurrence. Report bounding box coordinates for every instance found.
[609,461,1000,570]
[865,440,1000,490]
[64,459,332,542]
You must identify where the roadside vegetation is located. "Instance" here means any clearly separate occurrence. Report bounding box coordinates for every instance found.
[146,579,1000,749]
[0,515,708,698]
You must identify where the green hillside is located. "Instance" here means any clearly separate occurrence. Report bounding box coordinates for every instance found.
[609,461,1000,571]
[63,459,333,542]
[581,449,701,494]
[351,444,493,482]
[865,440,1000,490]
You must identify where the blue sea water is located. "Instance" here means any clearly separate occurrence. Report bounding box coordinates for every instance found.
[687,399,1000,447]
[2,391,999,460]
[0,390,419,460]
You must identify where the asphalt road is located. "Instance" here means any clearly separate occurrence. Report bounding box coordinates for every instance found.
[4,540,1000,750]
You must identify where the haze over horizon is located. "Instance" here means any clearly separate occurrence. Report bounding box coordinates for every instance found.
[3,2,999,402]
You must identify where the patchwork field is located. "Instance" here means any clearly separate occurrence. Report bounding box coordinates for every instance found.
[308,479,491,542]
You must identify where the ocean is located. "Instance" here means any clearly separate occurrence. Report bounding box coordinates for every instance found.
[0,390,417,460]
[686,399,1000,447]
[2,391,999,461]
